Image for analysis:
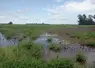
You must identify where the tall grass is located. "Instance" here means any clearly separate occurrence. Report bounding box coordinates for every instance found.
[0,43,74,68]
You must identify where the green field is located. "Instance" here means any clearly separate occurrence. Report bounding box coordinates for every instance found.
[0,24,95,68]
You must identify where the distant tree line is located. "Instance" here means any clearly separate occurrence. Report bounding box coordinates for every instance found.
[78,14,95,25]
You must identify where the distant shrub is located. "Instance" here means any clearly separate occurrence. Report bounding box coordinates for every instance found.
[76,53,86,64]
[48,43,61,52]
[8,21,13,25]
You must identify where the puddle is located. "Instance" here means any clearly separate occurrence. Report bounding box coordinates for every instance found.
[0,33,18,46]
[34,33,61,47]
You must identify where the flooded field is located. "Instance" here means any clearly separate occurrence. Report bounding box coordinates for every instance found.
[0,32,95,65]
[0,25,95,68]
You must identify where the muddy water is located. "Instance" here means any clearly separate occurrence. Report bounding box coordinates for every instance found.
[0,33,18,46]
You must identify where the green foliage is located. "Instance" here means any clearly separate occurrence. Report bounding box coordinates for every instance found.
[47,58,74,68]
[0,56,74,68]
[76,53,86,64]
[48,43,61,52]
[0,58,46,68]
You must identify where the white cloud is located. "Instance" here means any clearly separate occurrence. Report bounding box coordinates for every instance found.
[46,0,95,24]
[49,0,95,13]
[65,0,95,12]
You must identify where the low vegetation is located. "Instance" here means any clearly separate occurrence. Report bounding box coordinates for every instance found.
[70,32,95,39]
[48,43,61,52]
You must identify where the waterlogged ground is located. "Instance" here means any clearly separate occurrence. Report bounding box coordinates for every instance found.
[0,32,95,65]
[34,33,95,65]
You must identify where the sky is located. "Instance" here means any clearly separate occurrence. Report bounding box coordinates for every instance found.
[0,0,95,24]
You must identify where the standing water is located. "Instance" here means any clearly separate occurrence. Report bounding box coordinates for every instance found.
[0,33,18,46]
[34,33,95,65]
[34,33,61,47]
